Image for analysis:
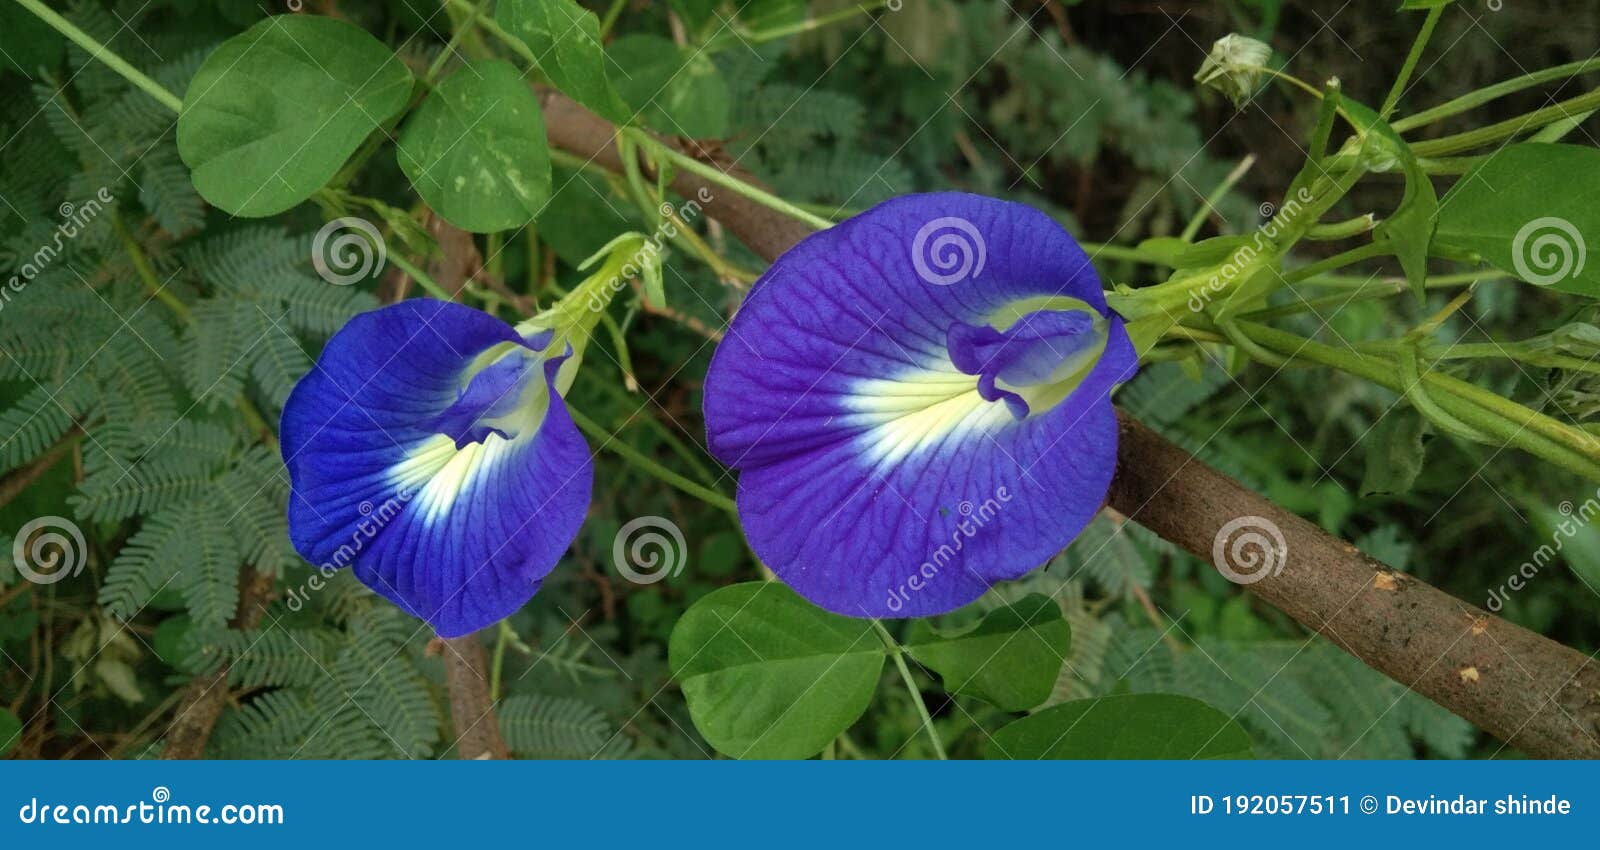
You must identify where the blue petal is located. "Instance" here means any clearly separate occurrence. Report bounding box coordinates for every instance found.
[703,193,1136,617]
[281,299,591,637]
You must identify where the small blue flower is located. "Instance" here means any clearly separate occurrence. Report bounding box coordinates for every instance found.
[703,193,1137,618]
[281,299,591,637]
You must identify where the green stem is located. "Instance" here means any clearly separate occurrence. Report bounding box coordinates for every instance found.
[490,621,511,702]
[114,210,278,449]
[444,0,539,65]
[112,212,189,319]
[1305,214,1376,242]
[1282,241,1391,284]
[425,0,490,83]
[598,0,628,38]
[387,252,455,300]
[1233,322,1600,479]
[623,129,834,231]
[587,373,719,485]
[1429,343,1600,376]
[873,621,947,760]
[1083,243,1178,265]
[740,0,894,44]
[1180,155,1256,241]
[1301,269,1492,289]
[567,405,737,513]
[1380,5,1444,118]
[1393,57,1600,132]
[1411,87,1600,157]
[15,0,184,113]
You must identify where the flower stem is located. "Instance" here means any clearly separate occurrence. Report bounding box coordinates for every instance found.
[1380,5,1444,118]
[1411,87,1600,157]
[623,129,834,231]
[740,0,896,44]
[386,252,455,301]
[567,405,737,514]
[15,0,184,113]
[1180,154,1255,241]
[1393,56,1600,132]
[873,621,947,760]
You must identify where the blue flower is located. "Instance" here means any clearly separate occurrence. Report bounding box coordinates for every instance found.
[703,193,1137,618]
[280,298,592,637]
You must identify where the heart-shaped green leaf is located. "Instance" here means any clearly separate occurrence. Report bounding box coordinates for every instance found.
[498,0,630,123]
[398,60,552,233]
[670,582,885,759]
[904,594,1070,711]
[1436,143,1599,297]
[177,15,413,217]
[988,694,1253,759]
[608,35,730,138]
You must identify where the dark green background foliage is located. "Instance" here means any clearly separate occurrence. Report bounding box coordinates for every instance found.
[1,0,1597,760]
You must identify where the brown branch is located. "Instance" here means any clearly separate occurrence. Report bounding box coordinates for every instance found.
[441,632,509,759]
[0,427,81,510]
[161,566,275,759]
[534,91,1600,757]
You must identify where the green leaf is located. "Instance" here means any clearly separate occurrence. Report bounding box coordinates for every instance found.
[903,594,1070,711]
[177,15,413,216]
[498,0,631,123]
[988,694,1253,759]
[1399,0,1454,8]
[670,582,885,759]
[1436,144,1599,297]
[1360,409,1431,496]
[1344,99,1436,299]
[0,708,20,756]
[398,60,553,233]
[608,35,730,138]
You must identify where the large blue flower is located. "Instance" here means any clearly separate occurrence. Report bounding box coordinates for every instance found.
[703,193,1137,618]
[281,299,592,638]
